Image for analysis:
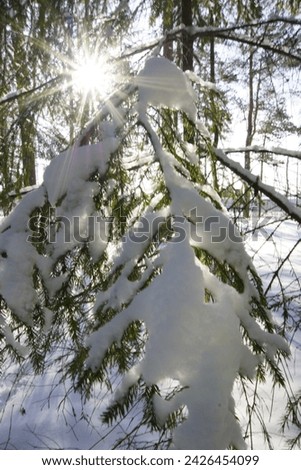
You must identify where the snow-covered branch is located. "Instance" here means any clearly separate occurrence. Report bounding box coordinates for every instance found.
[0,74,66,106]
[223,146,301,161]
[120,18,301,63]
[215,148,301,224]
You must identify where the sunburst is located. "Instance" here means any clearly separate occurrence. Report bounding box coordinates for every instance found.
[71,50,115,100]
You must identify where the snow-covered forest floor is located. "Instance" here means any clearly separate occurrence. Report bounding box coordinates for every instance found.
[236,214,301,449]
[0,209,300,450]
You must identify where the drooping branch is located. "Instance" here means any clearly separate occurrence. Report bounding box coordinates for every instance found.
[223,146,301,161]
[214,148,301,225]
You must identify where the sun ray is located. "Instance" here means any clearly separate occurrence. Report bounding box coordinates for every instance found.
[72,53,114,98]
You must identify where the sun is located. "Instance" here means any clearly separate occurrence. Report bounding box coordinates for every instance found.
[65,46,125,135]
[72,52,115,99]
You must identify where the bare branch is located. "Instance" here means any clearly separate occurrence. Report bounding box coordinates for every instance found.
[264,237,301,294]
[214,32,301,62]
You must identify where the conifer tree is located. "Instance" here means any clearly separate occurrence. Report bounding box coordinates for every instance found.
[0,54,292,449]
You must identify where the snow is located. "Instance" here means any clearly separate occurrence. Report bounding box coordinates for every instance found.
[0,232,38,325]
[0,139,117,329]
[43,142,114,206]
[136,71,251,279]
[0,90,19,103]
[185,70,220,93]
[136,57,210,138]
[2,325,29,357]
[111,207,170,270]
[161,156,250,275]
[88,213,108,262]
[136,57,197,120]
[235,217,301,449]
[0,361,114,450]
[0,186,46,233]
[87,237,246,449]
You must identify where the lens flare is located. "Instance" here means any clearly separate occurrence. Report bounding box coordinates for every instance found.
[72,53,114,98]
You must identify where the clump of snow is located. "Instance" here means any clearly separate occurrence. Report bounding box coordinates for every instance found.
[185,69,220,92]
[111,207,170,270]
[183,142,199,165]
[87,231,288,449]
[2,324,29,357]
[0,140,116,328]
[44,142,115,206]
[136,57,197,121]
[88,212,108,262]
[0,186,46,233]
[87,238,252,448]
[136,57,210,137]
[0,231,38,325]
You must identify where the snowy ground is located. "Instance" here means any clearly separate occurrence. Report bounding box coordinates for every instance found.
[237,214,301,449]
[0,213,300,450]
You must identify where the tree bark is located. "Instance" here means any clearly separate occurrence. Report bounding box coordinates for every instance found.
[181,0,194,144]
[243,50,254,218]
[12,15,37,187]
[181,0,193,71]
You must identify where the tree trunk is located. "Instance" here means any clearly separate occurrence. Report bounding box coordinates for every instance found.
[163,1,174,61]
[244,50,254,218]
[19,113,36,186]
[12,15,36,188]
[210,34,219,191]
[181,0,194,143]
[181,0,193,72]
